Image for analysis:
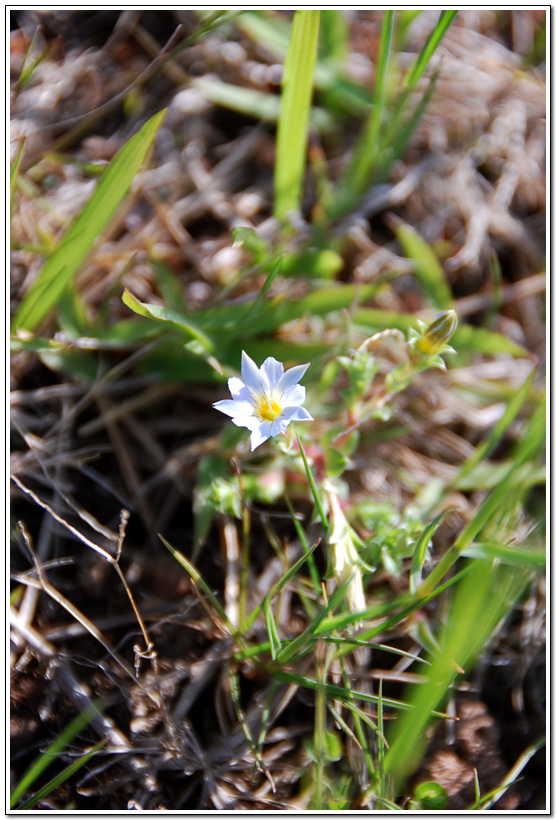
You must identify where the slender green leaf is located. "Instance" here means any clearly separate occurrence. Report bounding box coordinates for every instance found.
[296,434,329,535]
[13,110,166,331]
[390,216,452,309]
[453,367,538,484]
[385,559,528,790]
[16,740,107,810]
[10,702,101,808]
[461,541,545,568]
[243,537,319,631]
[338,10,395,208]
[274,11,320,218]
[409,510,450,594]
[404,11,458,90]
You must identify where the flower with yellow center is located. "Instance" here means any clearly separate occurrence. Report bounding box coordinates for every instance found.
[213,351,313,450]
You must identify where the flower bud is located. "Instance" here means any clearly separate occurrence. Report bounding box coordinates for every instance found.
[416,310,458,356]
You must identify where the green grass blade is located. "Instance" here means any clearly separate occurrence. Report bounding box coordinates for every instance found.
[409,510,450,594]
[159,534,245,647]
[337,10,395,209]
[452,366,538,485]
[274,10,320,218]
[122,289,214,351]
[10,702,101,808]
[461,541,545,568]
[13,110,166,332]
[389,216,452,309]
[264,597,282,660]
[286,497,322,601]
[472,735,545,810]
[273,669,451,718]
[385,559,528,791]
[296,434,329,535]
[243,537,319,632]
[15,739,107,810]
[418,396,546,597]
[403,11,458,90]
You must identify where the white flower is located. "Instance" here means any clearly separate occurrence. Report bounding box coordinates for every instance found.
[213,351,313,450]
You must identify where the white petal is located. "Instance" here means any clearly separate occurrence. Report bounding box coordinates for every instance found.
[260,357,284,390]
[249,421,273,450]
[228,377,251,402]
[276,363,309,396]
[269,417,291,437]
[281,405,313,422]
[213,399,253,419]
[241,351,267,395]
[281,384,305,407]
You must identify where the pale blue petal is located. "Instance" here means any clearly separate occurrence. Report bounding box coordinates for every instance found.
[241,351,267,396]
[228,376,251,402]
[213,399,253,419]
[281,384,305,407]
[249,421,273,450]
[270,417,291,437]
[276,363,309,396]
[260,357,284,390]
[282,405,313,421]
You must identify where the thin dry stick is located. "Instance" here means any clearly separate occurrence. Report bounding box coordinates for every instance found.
[11,475,155,676]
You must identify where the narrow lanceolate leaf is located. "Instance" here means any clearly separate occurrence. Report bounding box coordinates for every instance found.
[274,10,320,219]
[389,216,452,309]
[12,109,166,332]
[403,10,458,91]
[338,10,395,208]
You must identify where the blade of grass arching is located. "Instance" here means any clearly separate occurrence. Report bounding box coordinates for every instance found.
[274,580,349,665]
[254,681,280,778]
[243,256,284,324]
[369,11,457,191]
[388,216,452,309]
[274,10,320,219]
[243,538,320,632]
[10,702,101,808]
[403,11,458,91]
[335,10,395,213]
[384,559,528,791]
[273,669,452,718]
[409,510,450,594]
[418,397,546,598]
[227,666,276,792]
[333,638,376,784]
[381,68,439,174]
[472,735,545,810]
[15,739,107,810]
[122,289,215,353]
[296,434,329,536]
[201,282,379,338]
[451,366,538,486]
[159,534,246,649]
[12,109,166,332]
[286,497,322,602]
[316,563,473,640]
[193,77,332,132]
[461,541,545,569]
[264,597,282,660]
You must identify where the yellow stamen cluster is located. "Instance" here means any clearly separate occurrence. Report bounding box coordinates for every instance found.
[255,394,282,422]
